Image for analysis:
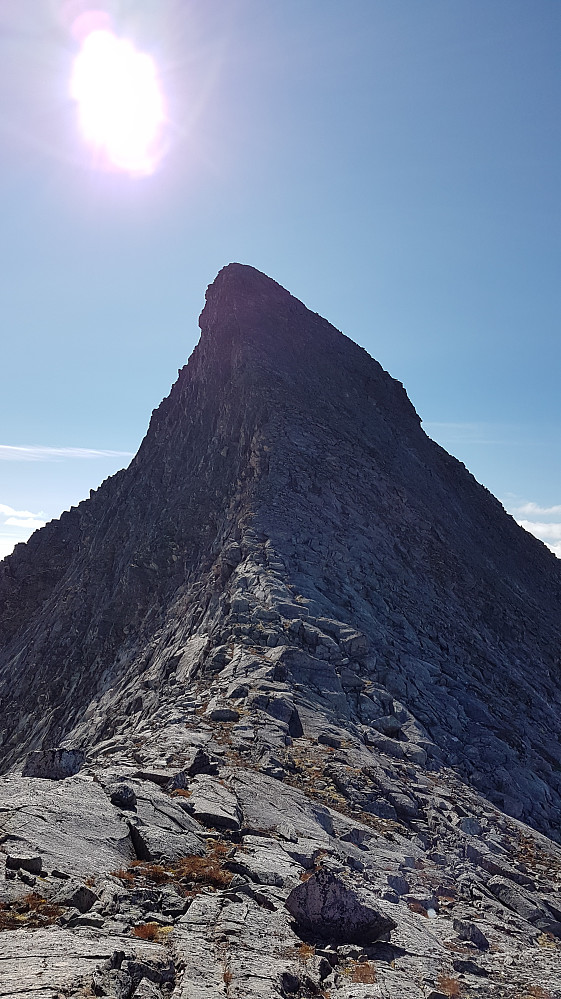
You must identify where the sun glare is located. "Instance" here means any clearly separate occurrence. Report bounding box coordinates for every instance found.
[70,29,166,175]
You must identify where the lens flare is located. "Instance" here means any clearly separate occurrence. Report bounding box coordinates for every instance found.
[70,28,166,175]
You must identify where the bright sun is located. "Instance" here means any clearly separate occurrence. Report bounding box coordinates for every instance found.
[70,29,166,175]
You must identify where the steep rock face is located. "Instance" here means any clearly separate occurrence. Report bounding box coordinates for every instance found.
[1,264,561,997]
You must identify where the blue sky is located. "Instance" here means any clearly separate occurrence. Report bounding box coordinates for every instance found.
[0,0,559,558]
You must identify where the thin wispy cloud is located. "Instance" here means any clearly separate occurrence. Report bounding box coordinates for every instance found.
[5,516,45,529]
[510,501,561,517]
[0,445,133,462]
[0,503,45,520]
[518,524,561,559]
[422,422,512,446]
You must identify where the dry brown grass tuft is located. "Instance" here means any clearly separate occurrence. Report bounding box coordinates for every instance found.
[112,841,232,895]
[296,942,315,963]
[129,860,169,884]
[132,922,163,941]
[0,894,63,932]
[525,987,555,999]
[437,974,461,997]
[345,960,376,984]
[299,869,314,882]
[111,867,135,884]
[174,850,232,889]
[515,833,561,879]
[536,932,558,949]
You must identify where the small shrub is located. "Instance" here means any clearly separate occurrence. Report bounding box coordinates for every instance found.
[20,893,46,910]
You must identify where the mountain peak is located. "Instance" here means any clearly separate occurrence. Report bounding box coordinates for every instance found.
[204,261,290,302]
[191,262,420,441]
[198,262,301,342]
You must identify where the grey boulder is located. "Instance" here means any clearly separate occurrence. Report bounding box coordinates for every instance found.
[285,869,396,944]
[453,917,489,950]
[53,880,98,913]
[109,784,137,809]
[186,776,242,831]
[5,853,42,875]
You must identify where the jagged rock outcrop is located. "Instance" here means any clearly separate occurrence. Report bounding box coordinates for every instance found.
[0,264,560,996]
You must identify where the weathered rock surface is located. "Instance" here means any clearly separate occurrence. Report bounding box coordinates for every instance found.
[0,776,134,879]
[0,927,172,998]
[0,264,560,995]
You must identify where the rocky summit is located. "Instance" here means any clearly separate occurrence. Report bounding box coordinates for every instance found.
[0,263,560,999]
